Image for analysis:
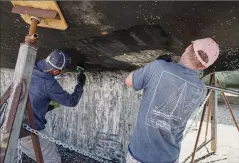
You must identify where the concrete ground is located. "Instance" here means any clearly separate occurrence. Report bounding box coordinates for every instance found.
[180,104,239,163]
[180,121,239,163]
[22,104,239,163]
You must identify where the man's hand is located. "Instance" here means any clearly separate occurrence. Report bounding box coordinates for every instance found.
[77,73,86,87]
[125,72,133,87]
[156,54,172,62]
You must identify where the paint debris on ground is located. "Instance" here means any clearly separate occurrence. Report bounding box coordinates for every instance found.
[22,146,100,163]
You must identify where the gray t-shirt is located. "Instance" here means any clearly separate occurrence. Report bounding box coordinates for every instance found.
[129,60,206,163]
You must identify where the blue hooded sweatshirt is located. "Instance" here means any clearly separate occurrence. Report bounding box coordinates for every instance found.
[29,59,83,131]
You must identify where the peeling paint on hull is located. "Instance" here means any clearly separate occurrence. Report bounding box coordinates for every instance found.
[1,1,239,73]
[1,67,239,162]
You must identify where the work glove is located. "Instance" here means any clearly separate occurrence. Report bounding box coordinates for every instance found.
[48,101,60,112]
[156,54,172,62]
[77,73,86,87]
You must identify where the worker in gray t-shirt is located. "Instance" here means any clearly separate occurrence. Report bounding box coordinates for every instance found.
[125,38,220,163]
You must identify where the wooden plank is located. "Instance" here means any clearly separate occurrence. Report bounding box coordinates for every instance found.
[3,44,37,163]
[11,1,68,30]
[26,96,44,163]
[12,6,59,19]
[190,73,213,163]
[190,98,208,163]
[205,74,214,142]
[0,84,22,162]
[5,84,22,133]
[0,86,11,106]
[210,74,218,152]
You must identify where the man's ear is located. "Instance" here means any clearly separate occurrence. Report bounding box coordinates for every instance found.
[185,44,192,53]
[198,66,207,70]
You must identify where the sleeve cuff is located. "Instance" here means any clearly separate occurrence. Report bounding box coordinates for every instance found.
[132,71,138,91]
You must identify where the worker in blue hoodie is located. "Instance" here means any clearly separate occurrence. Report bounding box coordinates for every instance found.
[16,49,86,163]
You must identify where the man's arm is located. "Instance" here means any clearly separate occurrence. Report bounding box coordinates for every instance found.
[47,80,83,107]
[125,62,154,91]
[127,56,172,90]
[125,72,133,87]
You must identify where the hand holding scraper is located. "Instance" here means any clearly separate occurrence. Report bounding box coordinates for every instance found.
[76,64,86,87]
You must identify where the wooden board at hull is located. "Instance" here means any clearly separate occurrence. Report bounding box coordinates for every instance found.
[11,1,68,30]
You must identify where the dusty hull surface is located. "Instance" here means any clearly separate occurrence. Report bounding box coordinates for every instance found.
[1,1,239,73]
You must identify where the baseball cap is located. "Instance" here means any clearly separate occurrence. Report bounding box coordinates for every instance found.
[192,38,219,68]
[45,50,71,71]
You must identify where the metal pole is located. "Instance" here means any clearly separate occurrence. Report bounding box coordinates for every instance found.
[29,18,39,36]
[210,75,218,152]
[25,17,40,46]
[216,79,239,132]
[205,85,239,96]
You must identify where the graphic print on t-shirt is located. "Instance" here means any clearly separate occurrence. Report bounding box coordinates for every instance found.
[145,71,203,132]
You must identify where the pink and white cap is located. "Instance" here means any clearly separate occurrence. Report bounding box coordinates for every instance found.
[192,38,219,68]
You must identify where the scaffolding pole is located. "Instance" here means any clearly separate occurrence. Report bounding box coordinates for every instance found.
[210,75,218,152]
[3,44,38,163]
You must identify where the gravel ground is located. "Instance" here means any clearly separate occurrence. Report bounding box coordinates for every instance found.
[197,103,239,126]
[22,104,239,163]
[215,103,239,126]
[22,145,102,163]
